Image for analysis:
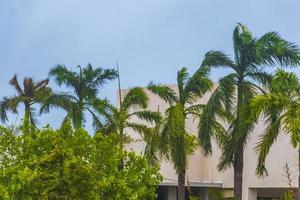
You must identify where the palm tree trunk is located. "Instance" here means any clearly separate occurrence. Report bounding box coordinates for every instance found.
[77,108,83,129]
[233,80,244,200]
[24,103,31,131]
[23,102,36,135]
[77,118,82,129]
[178,169,185,200]
[77,100,83,129]
[233,146,243,200]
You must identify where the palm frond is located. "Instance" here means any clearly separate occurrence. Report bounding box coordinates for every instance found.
[147,82,178,104]
[95,106,117,135]
[164,104,186,172]
[185,104,205,116]
[87,64,118,88]
[122,87,149,111]
[217,136,235,171]
[250,78,288,176]
[201,51,235,70]
[144,132,161,166]
[271,69,300,95]
[40,92,84,128]
[143,119,167,166]
[83,102,105,131]
[256,31,300,67]
[228,82,258,152]
[182,66,213,104]
[33,87,53,103]
[256,116,282,176]
[245,70,272,87]
[177,67,189,101]
[198,74,236,154]
[9,74,23,95]
[282,105,300,148]
[250,93,286,122]
[232,23,254,67]
[0,96,23,123]
[129,110,162,125]
[49,65,77,87]
[95,102,117,124]
[34,79,49,90]
[126,122,151,137]
[40,92,76,114]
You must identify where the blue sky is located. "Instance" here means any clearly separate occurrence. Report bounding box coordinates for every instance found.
[1,0,300,129]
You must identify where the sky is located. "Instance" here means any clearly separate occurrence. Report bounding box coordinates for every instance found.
[1,0,300,130]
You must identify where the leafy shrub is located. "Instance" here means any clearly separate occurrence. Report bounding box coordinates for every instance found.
[0,123,162,199]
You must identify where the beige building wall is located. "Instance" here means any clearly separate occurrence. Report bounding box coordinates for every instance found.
[122,86,298,199]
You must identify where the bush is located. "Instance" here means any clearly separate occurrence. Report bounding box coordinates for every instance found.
[0,123,162,199]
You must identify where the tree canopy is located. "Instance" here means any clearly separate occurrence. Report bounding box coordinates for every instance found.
[0,123,162,200]
[42,64,117,129]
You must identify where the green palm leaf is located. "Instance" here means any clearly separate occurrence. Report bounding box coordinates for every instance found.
[48,64,117,128]
[121,87,148,111]
[147,82,178,104]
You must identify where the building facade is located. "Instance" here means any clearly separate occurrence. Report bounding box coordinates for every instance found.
[123,86,298,200]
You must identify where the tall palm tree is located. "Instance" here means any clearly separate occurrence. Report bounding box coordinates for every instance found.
[251,70,300,197]
[198,23,300,200]
[147,66,213,200]
[96,87,161,156]
[0,74,52,127]
[42,64,117,129]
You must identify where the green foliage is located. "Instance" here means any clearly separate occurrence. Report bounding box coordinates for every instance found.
[148,66,213,200]
[147,66,213,172]
[0,75,53,126]
[198,23,300,199]
[199,23,300,167]
[282,191,294,200]
[189,196,201,200]
[251,70,300,176]
[207,188,237,200]
[1,23,300,200]
[0,123,162,199]
[45,64,117,129]
[95,87,161,162]
[165,104,187,172]
[207,188,224,200]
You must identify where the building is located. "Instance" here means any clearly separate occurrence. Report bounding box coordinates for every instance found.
[123,86,298,200]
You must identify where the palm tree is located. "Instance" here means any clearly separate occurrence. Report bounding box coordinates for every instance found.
[198,23,300,200]
[0,74,52,126]
[96,87,161,156]
[143,117,165,167]
[147,66,213,200]
[42,64,117,129]
[251,70,300,198]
